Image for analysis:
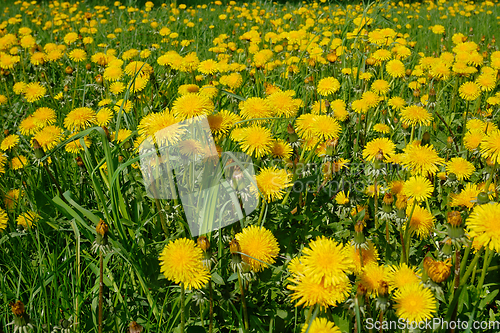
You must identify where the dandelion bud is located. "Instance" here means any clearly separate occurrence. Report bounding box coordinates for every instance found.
[86,63,91,71]
[101,126,111,141]
[426,257,452,283]
[10,300,31,330]
[382,193,393,205]
[413,89,420,98]
[447,211,462,227]
[395,194,407,210]
[229,239,240,254]
[95,219,109,246]
[447,136,453,148]
[95,74,103,85]
[354,220,365,233]
[32,139,46,160]
[477,192,490,204]
[96,219,108,237]
[129,321,144,333]
[75,156,86,171]
[366,57,376,65]
[229,239,241,264]
[438,172,448,181]
[442,238,453,256]
[405,69,412,76]
[197,236,210,252]
[11,301,25,316]
[65,66,73,75]
[4,129,9,136]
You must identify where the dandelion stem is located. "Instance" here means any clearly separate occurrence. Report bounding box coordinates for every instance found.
[99,249,103,333]
[460,246,483,286]
[477,247,492,291]
[459,241,471,280]
[181,282,186,333]
[374,176,379,228]
[237,270,249,332]
[453,248,461,293]
[209,280,214,333]
[402,201,417,264]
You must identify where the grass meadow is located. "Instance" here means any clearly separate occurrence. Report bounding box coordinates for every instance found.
[1,0,500,332]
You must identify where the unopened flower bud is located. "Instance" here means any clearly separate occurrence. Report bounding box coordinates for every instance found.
[197,236,210,252]
[447,211,462,226]
[32,139,46,160]
[129,321,144,333]
[96,219,108,237]
[395,194,407,210]
[383,193,394,205]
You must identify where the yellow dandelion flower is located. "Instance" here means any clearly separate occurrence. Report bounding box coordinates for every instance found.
[301,236,354,287]
[138,110,185,146]
[335,191,349,205]
[16,211,39,229]
[360,263,390,296]
[65,137,92,154]
[159,238,210,289]
[301,318,341,333]
[103,66,123,81]
[349,240,379,275]
[198,59,219,75]
[128,74,149,93]
[267,90,301,118]
[171,93,214,120]
[400,105,433,127]
[463,129,484,151]
[401,143,444,176]
[235,225,280,272]
[386,59,405,78]
[238,125,273,158]
[255,166,292,202]
[32,125,64,151]
[407,205,435,239]
[64,32,79,44]
[206,110,241,138]
[68,49,87,62]
[394,283,437,323]
[467,202,500,252]
[109,81,126,94]
[1,134,20,151]
[64,107,96,131]
[124,61,153,77]
[373,123,391,134]
[288,273,351,309]
[32,107,56,127]
[24,82,46,103]
[317,77,341,96]
[459,81,481,101]
[0,207,8,232]
[11,155,28,170]
[371,79,390,95]
[311,115,342,141]
[403,175,434,202]
[446,157,475,181]
[270,139,293,159]
[362,138,396,162]
[239,97,273,121]
[480,129,500,164]
[96,107,114,126]
[388,96,406,110]
[178,84,200,95]
[388,264,421,291]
